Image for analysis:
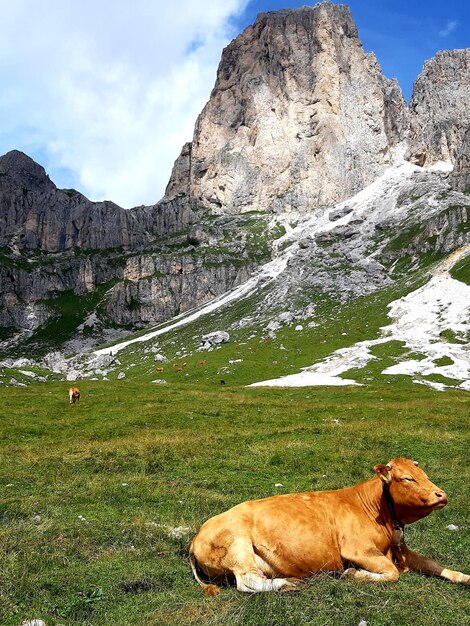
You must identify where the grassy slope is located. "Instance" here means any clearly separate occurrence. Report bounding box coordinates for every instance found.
[100,267,438,389]
[0,381,468,625]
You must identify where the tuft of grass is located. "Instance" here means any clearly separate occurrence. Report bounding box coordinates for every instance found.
[432,356,454,367]
[439,329,467,345]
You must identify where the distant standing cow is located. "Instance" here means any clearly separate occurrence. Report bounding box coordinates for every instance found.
[68,387,80,404]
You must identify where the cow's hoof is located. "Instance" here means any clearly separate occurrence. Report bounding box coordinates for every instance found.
[279,577,305,592]
[340,568,357,579]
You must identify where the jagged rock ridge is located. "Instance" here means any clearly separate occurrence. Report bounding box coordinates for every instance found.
[0,152,268,351]
[0,150,195,253]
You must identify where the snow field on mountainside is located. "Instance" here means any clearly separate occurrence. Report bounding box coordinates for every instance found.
[251,249,470,390]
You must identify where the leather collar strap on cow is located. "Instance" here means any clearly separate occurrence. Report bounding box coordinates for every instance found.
[382,482,405,548]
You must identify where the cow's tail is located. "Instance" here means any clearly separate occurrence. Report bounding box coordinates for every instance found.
[189,541,221,596]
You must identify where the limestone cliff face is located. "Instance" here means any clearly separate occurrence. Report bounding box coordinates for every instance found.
[106,255,253,326]
[407,50,470,172]
[451,128,470,192]
[0,247,258,335]
[166,3,408,213]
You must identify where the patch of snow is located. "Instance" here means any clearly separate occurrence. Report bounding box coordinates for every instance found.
[380,271,470,387]
[459,379,470,392]
[251,247,470,389]
[427,160,453,173]
[250,371,361,387]
[413,379,447,392]
[250,342,372,387]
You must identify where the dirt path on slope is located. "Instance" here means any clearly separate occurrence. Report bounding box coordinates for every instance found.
[433,244,470,276]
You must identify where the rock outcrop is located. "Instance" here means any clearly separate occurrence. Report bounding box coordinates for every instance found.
[166,3,408,213]
[104,256,254,326]
[407,50,470,171]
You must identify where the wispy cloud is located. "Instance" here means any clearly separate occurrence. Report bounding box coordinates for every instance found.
[439,20,459,38]
[0,0,249,208]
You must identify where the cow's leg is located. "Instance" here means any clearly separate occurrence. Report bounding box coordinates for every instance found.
[192,532,300,594]
[234,571,303,593]
[234,571,290,593]
[342,552,399,582]
[228,540,302,593]
[400,546,469,585]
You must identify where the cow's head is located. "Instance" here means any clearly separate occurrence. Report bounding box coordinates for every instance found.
[374,458,448,524]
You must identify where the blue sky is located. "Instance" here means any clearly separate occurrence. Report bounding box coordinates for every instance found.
[0,1,468,207]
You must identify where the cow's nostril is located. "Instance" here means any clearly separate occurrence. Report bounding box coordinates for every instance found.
[435,491,447,500]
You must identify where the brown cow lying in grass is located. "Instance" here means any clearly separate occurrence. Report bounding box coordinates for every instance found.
[190,458,469,594]
[68,387,80,404]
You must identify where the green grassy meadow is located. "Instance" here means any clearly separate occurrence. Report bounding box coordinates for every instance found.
[1,378,469,625]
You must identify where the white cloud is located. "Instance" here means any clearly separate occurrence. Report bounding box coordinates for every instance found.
[439,20,458,38]
[0,0,249,207]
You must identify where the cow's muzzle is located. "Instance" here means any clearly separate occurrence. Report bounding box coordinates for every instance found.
[432,490,448,509]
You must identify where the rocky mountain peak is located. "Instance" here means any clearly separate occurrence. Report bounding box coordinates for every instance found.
[0,149,55,193]
[252,2,357,35]
[166,2,408,214]
[407,49,470,173]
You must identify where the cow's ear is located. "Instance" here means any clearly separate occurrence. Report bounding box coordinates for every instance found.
[374,464,392,484]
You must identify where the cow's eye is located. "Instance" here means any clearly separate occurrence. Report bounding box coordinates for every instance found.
[401,477,414,482]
